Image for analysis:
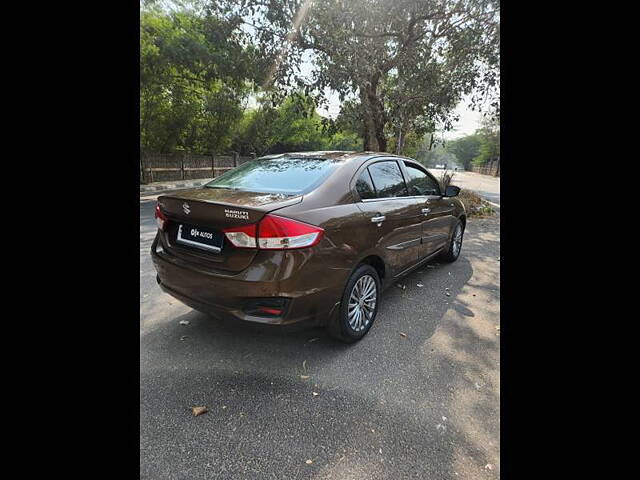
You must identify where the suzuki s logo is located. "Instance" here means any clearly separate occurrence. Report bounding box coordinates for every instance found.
[183,203,191,215]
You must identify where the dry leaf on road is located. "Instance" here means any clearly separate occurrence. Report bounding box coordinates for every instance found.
[399,332,407,337]
[305,459,313,464]
[191,406,208,416]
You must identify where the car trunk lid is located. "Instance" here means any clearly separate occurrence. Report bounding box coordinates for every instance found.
[157,187,302,272]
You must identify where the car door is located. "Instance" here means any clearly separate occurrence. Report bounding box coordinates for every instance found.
[400,161,456,256]
[352,159,424,277]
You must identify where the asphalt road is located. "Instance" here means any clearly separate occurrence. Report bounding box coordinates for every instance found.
[140,174,500,479]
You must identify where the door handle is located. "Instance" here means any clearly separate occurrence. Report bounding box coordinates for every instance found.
[371,215,386,223]
[421,208,431,215]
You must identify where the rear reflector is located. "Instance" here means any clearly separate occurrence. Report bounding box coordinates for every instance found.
[223,214,323,250]
[242,298,290,318]
[258,307,282,315]
[155,203,168,231]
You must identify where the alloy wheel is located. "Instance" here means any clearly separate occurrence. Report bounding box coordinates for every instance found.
[347,274,377,332]
[452,224,463,257]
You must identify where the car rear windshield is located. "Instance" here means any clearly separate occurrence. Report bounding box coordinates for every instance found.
[204,157,341,195]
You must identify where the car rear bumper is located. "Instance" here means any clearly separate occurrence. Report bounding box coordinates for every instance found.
[151,234,344,327]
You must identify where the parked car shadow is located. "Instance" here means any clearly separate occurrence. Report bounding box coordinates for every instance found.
[140,249,502,478]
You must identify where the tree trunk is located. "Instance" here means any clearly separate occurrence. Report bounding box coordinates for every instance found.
[395,127,403,154]
[395,118,408,155]
[362,122,372,151]
[359,87,377,151]
[360,82,386,152]
[368,90,387,152]
[372,115,386,152]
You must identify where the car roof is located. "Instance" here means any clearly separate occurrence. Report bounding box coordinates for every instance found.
[258,151,359,161]
[258,151,413,162]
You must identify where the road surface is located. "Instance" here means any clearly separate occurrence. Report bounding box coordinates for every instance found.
[140,173,500,479]
[428,169,501,206]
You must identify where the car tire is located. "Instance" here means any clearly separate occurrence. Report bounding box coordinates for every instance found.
[441,220,465,263]
[327,264,381,343]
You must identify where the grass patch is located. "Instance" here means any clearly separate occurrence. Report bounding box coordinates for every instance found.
[458,189,495,217]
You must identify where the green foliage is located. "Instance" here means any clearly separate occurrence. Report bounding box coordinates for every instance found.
[231,95,360,156]
[140,8,264,153]
[473,116,500,165]
[445,135,482,170]
[387,130,423,158]
[141,2,499,159]
[141,6,362,156]
[213,0,500,152]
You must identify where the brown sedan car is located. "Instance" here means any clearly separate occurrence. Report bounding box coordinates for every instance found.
[151,151,466,342]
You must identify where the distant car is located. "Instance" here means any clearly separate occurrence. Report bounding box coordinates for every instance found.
[152,151,466,342]
[435,164,445,169]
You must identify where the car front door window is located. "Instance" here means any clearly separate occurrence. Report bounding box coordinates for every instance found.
[403,163,441,197]
[402,161,452,255]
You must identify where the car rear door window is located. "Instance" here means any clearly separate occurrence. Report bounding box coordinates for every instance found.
[367,161,409,198]
[355,170,376,199]
[404,163,441,196]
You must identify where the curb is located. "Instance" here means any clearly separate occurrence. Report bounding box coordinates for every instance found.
[140,179,212,193]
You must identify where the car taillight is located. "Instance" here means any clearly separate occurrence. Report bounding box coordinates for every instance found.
[222,214,323,250]
[155,203,168,231]
[257,214,324,249]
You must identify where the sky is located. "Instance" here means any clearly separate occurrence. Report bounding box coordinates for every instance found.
[442,101,484,139]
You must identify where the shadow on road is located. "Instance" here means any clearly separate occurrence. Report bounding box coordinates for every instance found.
[140,236,499,478]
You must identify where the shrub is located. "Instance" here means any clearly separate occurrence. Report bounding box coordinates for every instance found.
[458,189,495,217]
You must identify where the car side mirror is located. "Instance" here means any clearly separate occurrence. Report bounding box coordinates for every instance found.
[444,185,461,197]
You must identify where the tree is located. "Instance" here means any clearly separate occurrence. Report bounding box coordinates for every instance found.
[212,0,500,152]
[445,134,481,170]
[140,7,266,153]
[231,94,360,155]
[473,115,499,166]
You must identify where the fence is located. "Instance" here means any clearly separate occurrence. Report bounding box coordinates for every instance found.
[140,152,254,184]
[470,158,500,177]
